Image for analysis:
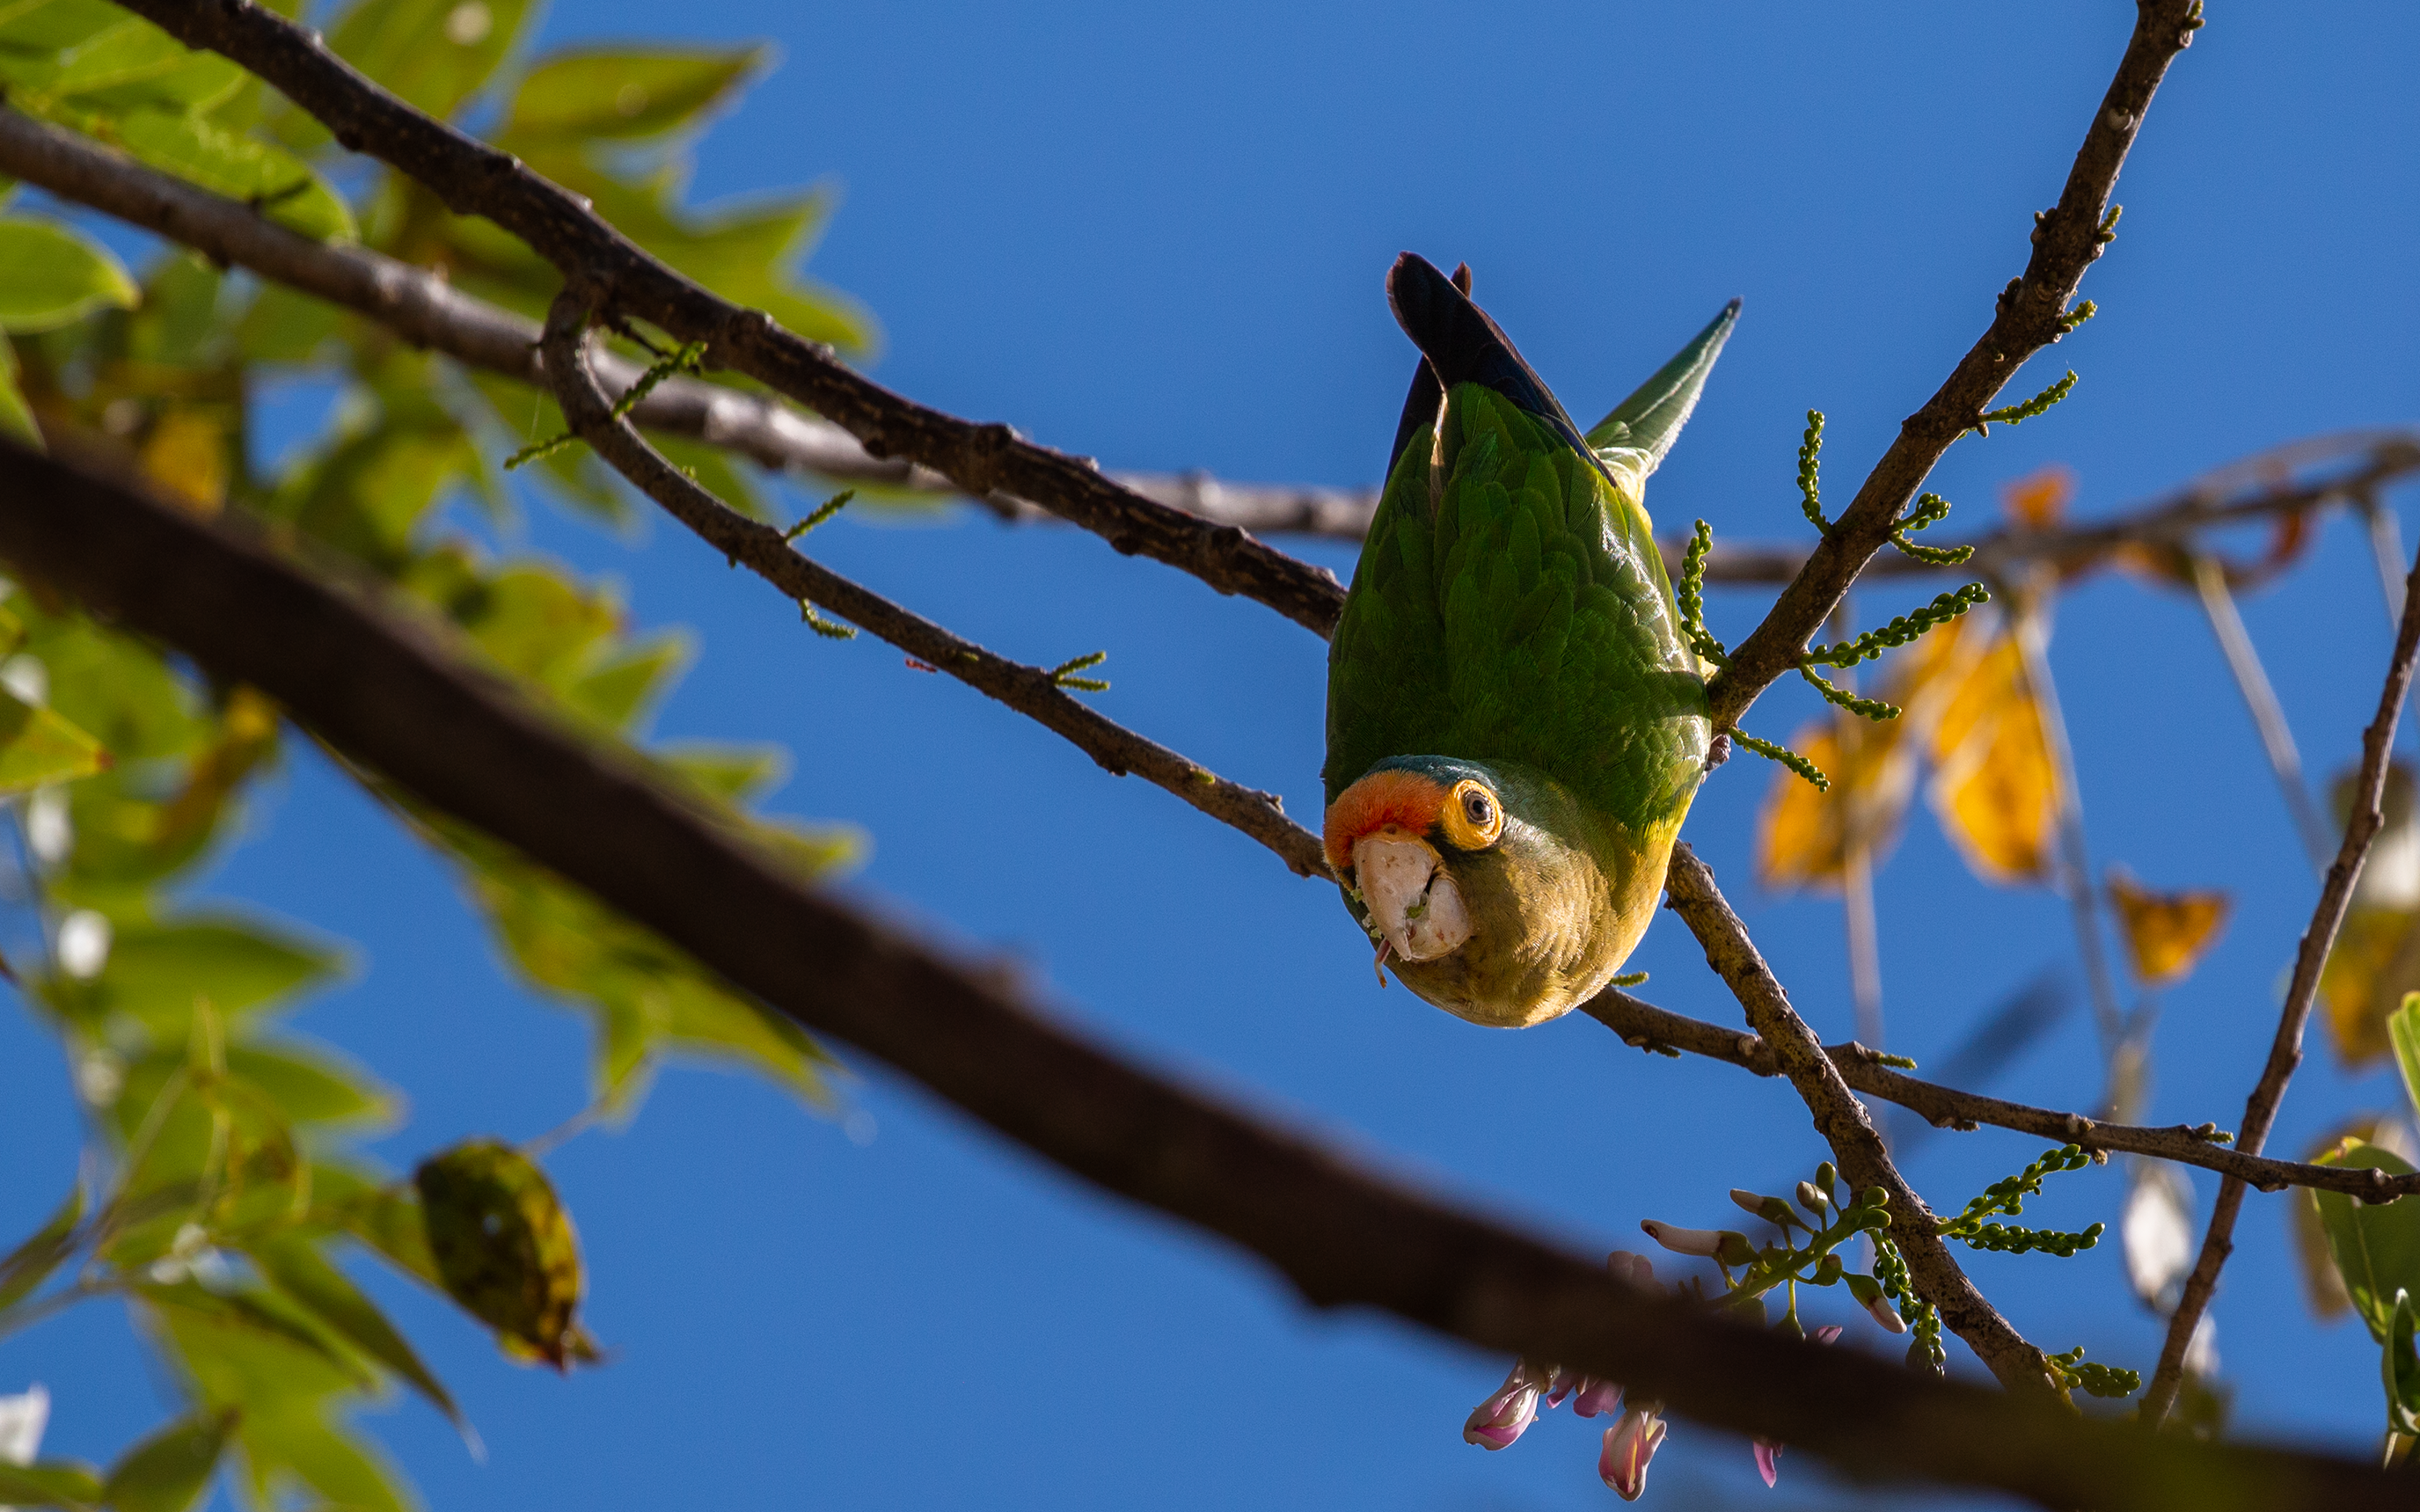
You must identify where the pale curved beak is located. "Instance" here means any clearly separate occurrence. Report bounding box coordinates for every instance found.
[1353,834,1472,962]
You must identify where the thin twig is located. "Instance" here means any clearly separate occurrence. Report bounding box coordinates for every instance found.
[1576,990,2415,1199]
[1662,844,2051,1390]
[2363,495,2409,631]
[2190,552,2335,873]
[107,3,1349,639]
[2141,535,2420,1422]
[13,435,2414,1509]
[1701,0,2203,730]
[2013,603,2129,1056]
[11,106,2417,623]
[534,293,1327,879]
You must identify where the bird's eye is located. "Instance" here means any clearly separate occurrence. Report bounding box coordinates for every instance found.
[1440,778,1505,851]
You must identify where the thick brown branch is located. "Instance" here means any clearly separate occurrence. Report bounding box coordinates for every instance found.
[4,434,2414,1511]
[1579,991,2420,1200]
[533,293,1327,879]
[2142,535,2420,1421]
[1701,0,2202,727]
[1662,844,2048,1389]
[112,0,1348,638]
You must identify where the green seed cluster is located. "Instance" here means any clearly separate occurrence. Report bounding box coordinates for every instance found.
[1678,520,1729,666]
[1874,1236,1947,1373]
[1796,411,1830,533]
[1049,650,1112,693]
[1890,492,1976,566]
[1979,369,2078,431]
[1734,728,1828,791]
[1941,1144,2102,1256]
[2048,1344,2139,1400]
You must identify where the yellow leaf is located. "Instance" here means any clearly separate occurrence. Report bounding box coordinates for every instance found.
[2106,866,2231,989]
[1755,719,1846,889]
[1754,624,1971,892]
[2320,905,2420,1069]
[2001,464,2075,530]
[138,407,229,515]
[1927,633,2058,884]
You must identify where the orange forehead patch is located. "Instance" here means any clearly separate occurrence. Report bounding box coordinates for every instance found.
[1323,769,1448,873]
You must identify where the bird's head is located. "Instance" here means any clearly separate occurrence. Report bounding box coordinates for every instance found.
[1323,755,1632,1027]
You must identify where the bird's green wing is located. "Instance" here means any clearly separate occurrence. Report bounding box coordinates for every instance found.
[1325,253,1710,833]
[1429,386,1707,835]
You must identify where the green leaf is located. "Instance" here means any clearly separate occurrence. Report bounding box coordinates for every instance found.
[0,1459,106,1509]
[0,1179,83,1313]
[250,1235,463,1427]
[2392,993,2420,1125]
[565,632,691,731]
[71,916,342,1032]
[100,107,355,243]
[325,0,535,127]
[0,683,109,793]
[0,217,137,332]
[501,44,769,143]
[230,1408,412,1512]
[312,1168,442,1290]
[40,17,243,113]
[0,336,40,447]
[2312,1143,2420,1342]
[234,279,345,365]
[101,1411,230,1512]
[0,0,120,63]
[658,741,787,804]
[141,1282,364,1386]
[2390,1288,2420,1436]
[225,1041,396,1129]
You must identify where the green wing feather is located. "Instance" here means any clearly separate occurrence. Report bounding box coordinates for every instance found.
[1327,383,1707,835]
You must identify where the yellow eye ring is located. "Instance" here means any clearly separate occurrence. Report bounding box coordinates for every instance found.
[1439,778,1504,851]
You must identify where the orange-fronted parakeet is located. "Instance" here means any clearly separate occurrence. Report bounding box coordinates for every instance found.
[1322,253,1735,1027]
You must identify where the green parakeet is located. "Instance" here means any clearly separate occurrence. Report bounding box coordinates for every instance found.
[1322,252,1736,1027]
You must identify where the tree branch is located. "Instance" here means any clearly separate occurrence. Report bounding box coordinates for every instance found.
[2141,531,2420,1421]
[1662,844,2051,1389]
[531,291,1327,879]
[1578,990,2420,1200]
[1701,0,2203,728]
[12,105,2412,623]
[2,432,2412,1511]
[0,105,1378,551]
[109,0,1349,639]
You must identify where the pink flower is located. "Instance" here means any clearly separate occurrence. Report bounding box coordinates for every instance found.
[1569,1377,1623,1419]
[1463,1359,1548,1450]
[1598,1404,1667,1501]
[1753,1326,1842,1487]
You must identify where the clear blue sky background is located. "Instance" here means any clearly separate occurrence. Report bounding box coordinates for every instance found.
[7,4,2420,1509]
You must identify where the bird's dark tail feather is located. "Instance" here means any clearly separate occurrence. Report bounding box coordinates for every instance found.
[1385,252,1597,471]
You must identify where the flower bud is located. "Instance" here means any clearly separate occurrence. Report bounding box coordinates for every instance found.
[1866,1291,1910,1334]
[1462,1359,1547,1450]
[1812,1253,1843,1286]
[1795,1180,1827,1216]
[1569,1377,1623,1419]
[1639,1219,1732,1258]
[1815,1161,1837,1195]
[1605,1249,1656,1290]
[1598,1405,1668,1501]
[1845,1272,1883,1307]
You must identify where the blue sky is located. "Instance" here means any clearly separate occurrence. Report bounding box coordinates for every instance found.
[7,4,2420,1509]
